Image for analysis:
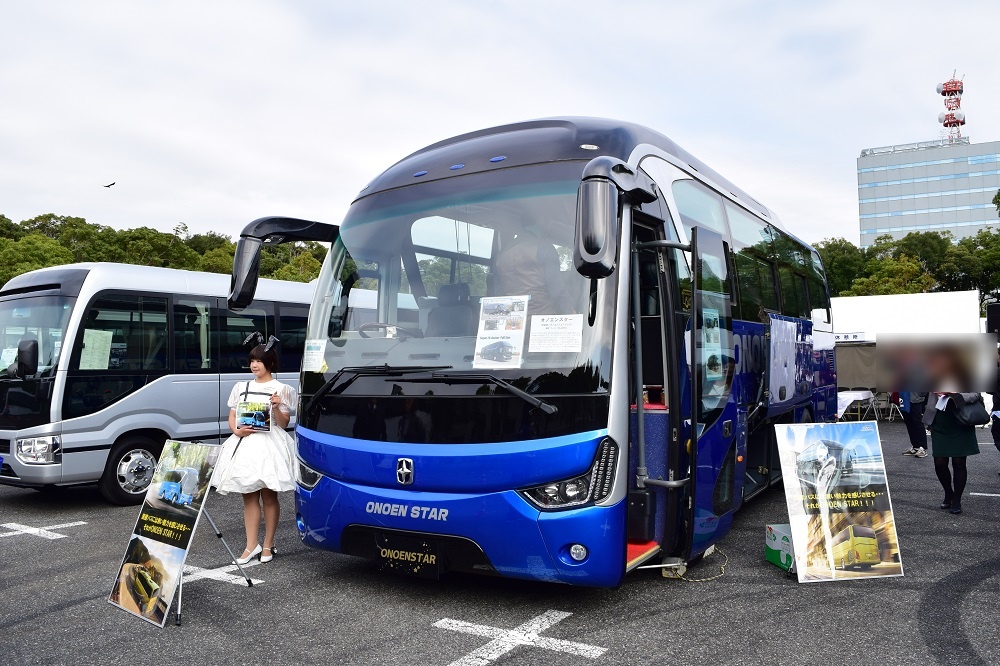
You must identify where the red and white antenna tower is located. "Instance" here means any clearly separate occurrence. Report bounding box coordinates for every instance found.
[936,70,966,142]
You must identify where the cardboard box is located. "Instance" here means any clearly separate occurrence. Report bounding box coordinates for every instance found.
[765,523,795,572]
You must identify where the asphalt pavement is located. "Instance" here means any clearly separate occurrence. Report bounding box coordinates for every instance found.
[1,421,998,666]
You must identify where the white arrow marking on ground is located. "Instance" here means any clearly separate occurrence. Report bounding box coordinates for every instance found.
[0,521,87,539]
[182,559,264,586]
[434,609,607,665]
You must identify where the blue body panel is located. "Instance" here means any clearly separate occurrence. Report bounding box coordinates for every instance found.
[294,426,628,587]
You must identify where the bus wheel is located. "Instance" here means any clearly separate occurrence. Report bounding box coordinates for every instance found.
[100,436,161,505]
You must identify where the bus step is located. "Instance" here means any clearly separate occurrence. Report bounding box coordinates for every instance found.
[626,540,660,571]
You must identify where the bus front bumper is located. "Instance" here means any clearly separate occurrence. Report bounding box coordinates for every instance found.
[294,477,627,587]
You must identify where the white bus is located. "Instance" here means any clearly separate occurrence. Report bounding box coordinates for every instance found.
[0,263,313,504]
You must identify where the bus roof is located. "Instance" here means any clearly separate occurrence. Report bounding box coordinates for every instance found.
[356,117,780,226]
[0,262,315,303]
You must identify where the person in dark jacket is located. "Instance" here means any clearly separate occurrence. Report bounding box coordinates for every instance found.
[901,392,929,458]
[493,223,567,315]
[990,349,1000,476]
[925,392,981,514]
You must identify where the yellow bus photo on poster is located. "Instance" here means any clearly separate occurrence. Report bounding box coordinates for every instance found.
[774,421,903,583]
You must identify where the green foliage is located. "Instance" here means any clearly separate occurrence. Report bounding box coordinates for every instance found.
[0,212,329,287]
[0,234,75,285]
[840,254,935,296]
[993,188,1000,216]
[815,237,866,296]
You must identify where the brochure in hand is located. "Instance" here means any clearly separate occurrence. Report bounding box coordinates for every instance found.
[236,400,270,432]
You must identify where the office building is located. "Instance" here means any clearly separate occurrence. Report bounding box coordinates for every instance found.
[857,137,1000,248]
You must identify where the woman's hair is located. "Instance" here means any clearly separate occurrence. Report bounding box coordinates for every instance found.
[248,344,279,373]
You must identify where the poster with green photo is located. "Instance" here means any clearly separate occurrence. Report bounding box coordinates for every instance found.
[774,421,903,583]
[108,440,219,626]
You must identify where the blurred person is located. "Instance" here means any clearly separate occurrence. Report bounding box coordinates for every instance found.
[923,392,981,514]
[900,392,929,458]
[991,348,1000,476]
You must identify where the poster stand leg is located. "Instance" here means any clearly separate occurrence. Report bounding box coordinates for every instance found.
[174,509,253,627]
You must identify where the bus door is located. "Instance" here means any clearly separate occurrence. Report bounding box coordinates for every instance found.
[686,226,740,559]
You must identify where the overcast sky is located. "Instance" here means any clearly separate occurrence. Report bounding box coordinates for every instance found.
[2,1,998,246]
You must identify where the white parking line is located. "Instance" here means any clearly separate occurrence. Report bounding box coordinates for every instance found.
[182,559,264,586]
[0,521,87,539]
[434,609,607,665]
[969,492,1000,498]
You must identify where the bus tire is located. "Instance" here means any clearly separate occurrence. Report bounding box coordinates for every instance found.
[99,436,162,505]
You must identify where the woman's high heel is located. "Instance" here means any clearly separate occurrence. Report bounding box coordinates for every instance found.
[236,544,262,565]
[260,545,277,563]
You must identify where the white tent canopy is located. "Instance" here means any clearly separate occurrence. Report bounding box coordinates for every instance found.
[832,290,981,343]
[831,290,981,389]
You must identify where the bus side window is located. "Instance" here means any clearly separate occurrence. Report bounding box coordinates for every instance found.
[278,304,309,372]
[671,179,730,241]
[71,295,167,372]
[217,302,274,371]
[778,266,809,320]
[174,298,215,372]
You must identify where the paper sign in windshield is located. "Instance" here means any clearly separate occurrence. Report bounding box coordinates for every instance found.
[528,314,583,353]
[302,339,327,373]
[473,296,527,369]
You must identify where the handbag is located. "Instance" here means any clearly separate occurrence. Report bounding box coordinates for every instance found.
[954,393,990,427]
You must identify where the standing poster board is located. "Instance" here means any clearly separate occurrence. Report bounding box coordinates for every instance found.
[108,440,219,626]
[774,421,903,583]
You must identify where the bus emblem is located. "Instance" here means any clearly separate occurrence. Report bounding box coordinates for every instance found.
[396,458,414,485]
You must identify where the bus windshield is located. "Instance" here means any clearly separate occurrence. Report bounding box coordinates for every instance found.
[302,162,618,442]
[0,294,73,429]
[0,295,73,378]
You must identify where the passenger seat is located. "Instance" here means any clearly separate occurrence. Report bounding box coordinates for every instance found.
[425,283,477,337]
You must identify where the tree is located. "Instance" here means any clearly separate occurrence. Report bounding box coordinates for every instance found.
[937,229,1000,309]
[815,237,866,296]
[840,254,935,296]
[116,227,203,271]
[892,230,951,279]
[269,252,322,283]
[993,188,1000,217]
[184,231,233,256]
[19,213,86,240]
[0,214,21,241]
[58,218,123,262]
[0,234,75,285]
[201,245,236,274]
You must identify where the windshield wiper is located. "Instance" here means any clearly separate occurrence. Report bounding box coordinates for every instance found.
[304,364,453,415]
[430,371,558,415]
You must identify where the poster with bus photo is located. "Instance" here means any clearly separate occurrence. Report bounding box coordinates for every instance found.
[473,296,527,369]
[774,421,903,583]
[108,440,220,626]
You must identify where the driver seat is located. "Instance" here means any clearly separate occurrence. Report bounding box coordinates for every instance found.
[425,283,476,337]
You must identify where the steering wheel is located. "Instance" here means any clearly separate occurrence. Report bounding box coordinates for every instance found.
[357,322,423,339]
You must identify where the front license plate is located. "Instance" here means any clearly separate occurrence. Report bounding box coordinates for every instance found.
[374,532,440,579]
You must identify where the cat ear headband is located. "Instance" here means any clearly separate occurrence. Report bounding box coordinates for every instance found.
[243,332,280,351]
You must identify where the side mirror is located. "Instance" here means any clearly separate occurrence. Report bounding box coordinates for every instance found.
[574,179,619,278]
[227,216,340,310]
[229,237,262,311]
[573,156,657,279]
[16,338,38,378]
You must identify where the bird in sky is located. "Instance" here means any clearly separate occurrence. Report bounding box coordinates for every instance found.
[103,182,115,188]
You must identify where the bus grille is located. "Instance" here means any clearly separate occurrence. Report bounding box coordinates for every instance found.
[0,439,9,454]
[0,463,17,478]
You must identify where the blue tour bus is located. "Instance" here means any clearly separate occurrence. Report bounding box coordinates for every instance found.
[228,118,837,587]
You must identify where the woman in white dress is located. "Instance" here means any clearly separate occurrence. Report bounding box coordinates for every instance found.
[212,341,296,564]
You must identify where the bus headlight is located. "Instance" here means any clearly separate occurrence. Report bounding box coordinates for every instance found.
[295,458,323,489]
[520,438,619,510]
[16,436,61,464]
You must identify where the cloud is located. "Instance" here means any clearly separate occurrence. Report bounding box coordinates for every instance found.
[1,0,998,246]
